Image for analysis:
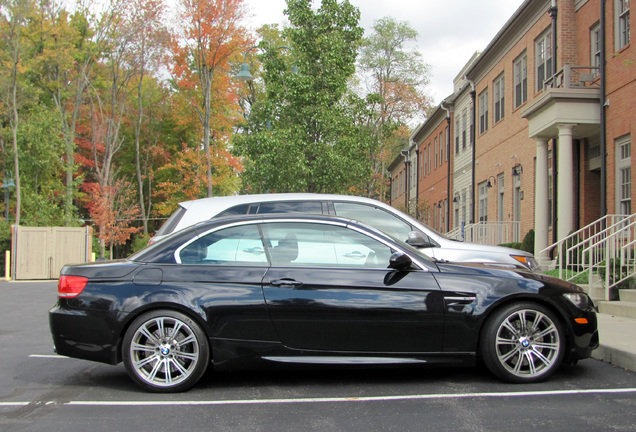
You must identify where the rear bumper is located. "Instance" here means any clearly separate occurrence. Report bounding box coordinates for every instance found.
[49,305,121,365]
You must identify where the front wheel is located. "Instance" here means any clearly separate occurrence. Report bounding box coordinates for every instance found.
[122,310,210,392]
[480,302,564,383]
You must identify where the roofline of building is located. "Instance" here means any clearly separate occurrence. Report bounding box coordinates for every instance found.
[465,0,547,80]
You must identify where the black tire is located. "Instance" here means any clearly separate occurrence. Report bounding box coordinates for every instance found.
[122,310,210,392]
[480,302,564,383]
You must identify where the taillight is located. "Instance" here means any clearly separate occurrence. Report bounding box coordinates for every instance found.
[58,275,88,298]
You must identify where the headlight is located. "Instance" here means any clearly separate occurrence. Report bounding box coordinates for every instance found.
[562,293,591,310]
[511,254,539,270]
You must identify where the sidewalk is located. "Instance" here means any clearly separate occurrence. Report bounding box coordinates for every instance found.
[592,313,636,372]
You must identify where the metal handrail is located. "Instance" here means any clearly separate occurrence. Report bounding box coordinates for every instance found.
[544,214,636,300]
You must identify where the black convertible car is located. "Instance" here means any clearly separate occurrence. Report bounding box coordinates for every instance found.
[49,215,598,392]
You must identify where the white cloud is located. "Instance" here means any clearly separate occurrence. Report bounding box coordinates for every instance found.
[242,0,526,103]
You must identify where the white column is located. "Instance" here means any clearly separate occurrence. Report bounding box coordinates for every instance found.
[557,124,576,241]
[534,138,549,258]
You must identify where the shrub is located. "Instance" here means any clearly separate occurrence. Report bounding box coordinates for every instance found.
[499,242,523,251]
[521,229,535,254]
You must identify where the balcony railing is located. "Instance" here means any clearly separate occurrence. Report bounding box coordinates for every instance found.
[446,221,520,245]
[544,65,601,90]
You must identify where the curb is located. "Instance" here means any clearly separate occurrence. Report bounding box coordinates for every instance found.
[592,346,636,373]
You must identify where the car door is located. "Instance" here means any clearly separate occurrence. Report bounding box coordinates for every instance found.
[260,222,445,353]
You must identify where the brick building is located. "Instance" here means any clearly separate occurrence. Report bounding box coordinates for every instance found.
[389,0,633,257]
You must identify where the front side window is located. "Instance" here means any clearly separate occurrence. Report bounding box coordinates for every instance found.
[333,202,416,243]
[262,222,394,269]
[514,52,528,108]
[178,225,267,265]
[493,74,505,123]
[478,89,489,134]
[616,0,631,50]
[535,30,553,90]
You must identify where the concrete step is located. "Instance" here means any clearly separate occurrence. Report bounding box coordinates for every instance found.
[598,300,636,319]
[620,289,636,302]
[580,284,606,304]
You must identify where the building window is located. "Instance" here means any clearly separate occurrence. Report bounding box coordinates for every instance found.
[478,181,488,222]
[455,118,460,154]
[493,74,505,123]
[439,132,444,166]
[462,109,468,150]
[617,136,632,214]
[445,126,450,161]
[478,89,488,134]
[514,52,527,108]
[535,30,553,91]
[616,0,630,50]
[434,137,438,169]
[461,189,467,226]
[591,23,601,74]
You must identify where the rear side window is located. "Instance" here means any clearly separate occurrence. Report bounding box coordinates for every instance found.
[217,204,251,218]
[178,225,267,266]
[154,206,187,237]
[256,201,324,214]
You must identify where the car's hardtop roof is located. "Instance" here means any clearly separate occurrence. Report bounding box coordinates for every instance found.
[179,193,390,211]
[189,213,379,234]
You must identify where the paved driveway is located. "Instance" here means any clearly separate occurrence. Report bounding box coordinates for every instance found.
[1,281,635,432]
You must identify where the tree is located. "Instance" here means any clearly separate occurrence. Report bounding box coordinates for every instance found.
[172,0,251,197]
[234,0,371,194]
[84,179,140,258]
[28,0,119,225]
[0,0,32,226]
[357,17,432,201]
[127,0,170,235]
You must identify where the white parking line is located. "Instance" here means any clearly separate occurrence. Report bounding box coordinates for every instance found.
[2,388,636,408]
[29,354,69,359]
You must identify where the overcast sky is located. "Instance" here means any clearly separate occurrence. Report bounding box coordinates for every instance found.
[241,0,526,104]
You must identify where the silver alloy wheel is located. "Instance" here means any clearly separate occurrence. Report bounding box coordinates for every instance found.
[494,308,561,378]
[128,316,201,388]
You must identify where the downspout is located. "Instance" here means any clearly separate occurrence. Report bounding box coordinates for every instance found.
[600,0,607,216]
[550,0,558,75]
[550,0,559,242]
[401,149,409,213]
[415,146,420,219]
[466,77,476,224]
[441,100,451,232]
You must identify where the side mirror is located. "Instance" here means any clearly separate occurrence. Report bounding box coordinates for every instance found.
[406,231,435,248]
[389,252,413,270]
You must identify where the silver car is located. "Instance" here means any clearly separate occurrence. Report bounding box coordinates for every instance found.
[150,193,539,271]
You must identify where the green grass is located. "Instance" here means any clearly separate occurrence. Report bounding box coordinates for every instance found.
[544,269,591,285]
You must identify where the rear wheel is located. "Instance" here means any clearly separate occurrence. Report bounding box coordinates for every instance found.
[481,302,564,383]
[122,310,209,392]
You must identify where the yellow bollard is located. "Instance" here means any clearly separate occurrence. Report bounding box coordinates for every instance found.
[5,250,10,281]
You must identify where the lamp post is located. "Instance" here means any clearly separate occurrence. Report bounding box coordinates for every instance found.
[1,172,16,220]
[234,45,298,82]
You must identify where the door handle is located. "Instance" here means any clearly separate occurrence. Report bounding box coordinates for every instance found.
[270,279,303,287]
